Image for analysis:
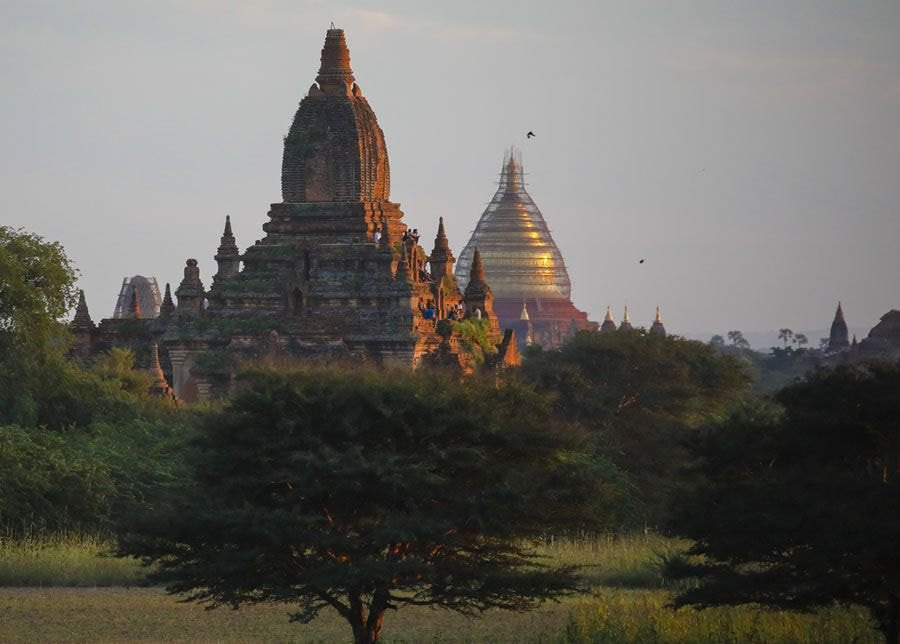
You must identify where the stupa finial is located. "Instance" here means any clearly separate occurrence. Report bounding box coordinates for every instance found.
[316,27,355,92]
[470,248,486,285]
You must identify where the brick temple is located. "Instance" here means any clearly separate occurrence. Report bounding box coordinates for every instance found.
[71,28,518,400]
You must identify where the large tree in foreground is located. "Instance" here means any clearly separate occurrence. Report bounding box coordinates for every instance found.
[120,367,617,643]
[668,364,900,643]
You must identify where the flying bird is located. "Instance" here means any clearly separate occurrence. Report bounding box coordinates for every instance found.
[526,131,535,139]
[638,259,645,264]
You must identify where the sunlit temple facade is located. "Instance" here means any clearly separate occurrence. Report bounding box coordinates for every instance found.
[455,149,597,348]
[71,28,518,400]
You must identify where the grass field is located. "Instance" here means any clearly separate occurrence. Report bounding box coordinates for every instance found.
[0,532,881,642]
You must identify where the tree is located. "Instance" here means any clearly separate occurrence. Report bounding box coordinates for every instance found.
[668,364,900,643]
[519,330,749,525]
[727,330,749,349]
[777,328,794,349]
[794,333,808,349]
[0,227,80,426]
[120,367,616,644]
[0,226,78,341]
[709,335,725,348]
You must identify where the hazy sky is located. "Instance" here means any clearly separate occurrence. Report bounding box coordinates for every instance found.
[2,0,898,340]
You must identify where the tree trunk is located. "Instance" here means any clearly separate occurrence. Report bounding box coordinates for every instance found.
[346,593,385,644]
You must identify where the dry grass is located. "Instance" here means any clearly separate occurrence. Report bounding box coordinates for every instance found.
[0,533,881,642]
[0,532,144,587]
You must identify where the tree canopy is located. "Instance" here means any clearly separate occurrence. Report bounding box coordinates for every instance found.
[519,330,749,524]
[668,363,900,643]
[120,366,620,643]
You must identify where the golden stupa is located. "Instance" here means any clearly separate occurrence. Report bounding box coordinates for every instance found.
[455,148,596,348]
[455,148,571,298]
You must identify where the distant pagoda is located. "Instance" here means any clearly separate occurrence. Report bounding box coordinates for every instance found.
[828,301,850,351]
[455,148,596,348]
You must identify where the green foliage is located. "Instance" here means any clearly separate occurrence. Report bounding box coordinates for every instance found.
[451,318,498,365]
[0,227,80,427]
[120,366,618,643]
[668,363,900,643]
[0,226,78,341]
[0,418,189,534]
[520,330,750,526]
[440,274,460,295]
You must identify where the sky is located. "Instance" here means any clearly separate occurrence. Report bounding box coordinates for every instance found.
[2,0,899,344]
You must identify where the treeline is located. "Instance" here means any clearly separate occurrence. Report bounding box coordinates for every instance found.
[5,225,900,642]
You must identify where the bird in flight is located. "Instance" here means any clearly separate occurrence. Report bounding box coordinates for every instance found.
[638,259,645,264]
[526,131,535,139]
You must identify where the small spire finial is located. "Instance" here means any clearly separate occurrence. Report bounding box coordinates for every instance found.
[604,306,614,322]
[129,286,142,319]
[470,247,486,284]
[623,306,630,323]
[224,215,233,237]
[655,306,663,323]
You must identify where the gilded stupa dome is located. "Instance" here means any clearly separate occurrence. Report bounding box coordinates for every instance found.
[455,148,571,299]
[281,28,390,203]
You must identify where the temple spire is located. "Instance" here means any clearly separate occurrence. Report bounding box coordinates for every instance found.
[600,306,617,333]
[428,217,455,282]
[128,286,142,319]
[650,306,667,337]
[215,215,240,281]
[619,305,633,331]
[828,301,850,350]
[147,341,174,399]
[316,27,355,95]
[73,290,94,330]
[159,283,175,318]
[520,299,530,321]
[470,248,486,285]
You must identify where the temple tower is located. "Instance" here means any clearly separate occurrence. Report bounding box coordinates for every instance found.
[455,147,595,348]
[463,248,500,334]
[828,302,850,351]
[428,217,455,284]
[174,259,205,317]
[213,216,240,282]
[650,307,667,337]
[600,307,617,333]
[619,306,633,331]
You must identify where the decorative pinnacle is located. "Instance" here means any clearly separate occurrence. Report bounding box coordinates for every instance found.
[655,306,663,323]
[436,216,446,239]
[623,306,630,323]
[504,147,521,191]
[129,286,142,319]
[604,306,614,322]
[835,301,845,320]
[224,215,233,237]
[73,289,93,327]
[316,28,355,90]
[159,282,175,317]
[520,299,530,321]
[470,248,486,284]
